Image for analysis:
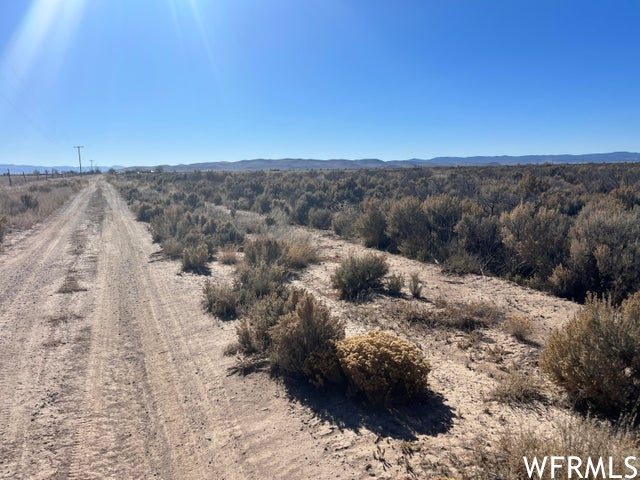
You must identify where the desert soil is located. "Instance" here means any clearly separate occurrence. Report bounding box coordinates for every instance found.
[0,179,580,479]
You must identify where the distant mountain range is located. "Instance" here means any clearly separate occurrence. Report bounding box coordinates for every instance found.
[123,152,640,172]
[2,152,639,175]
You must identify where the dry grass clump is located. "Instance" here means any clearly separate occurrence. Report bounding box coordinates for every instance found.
[244,234,319,270]
[269,292,345,376]
[432,299,504,331]
[244,236,282,266]
[335,330,431,407]
[181,243,209,272]
[219,247,238,265]
[160,237,183,259]
[331,253,389,300]
[282,233,319,269]
[540,293,640,418]
[386,273,404,297]
[400,299,504,332]
[202,280,242,320]
[236,261,287,300]
[502,314,534,342]
[466,417,639,480]
[490,370,545,405]
[408,272,422,298]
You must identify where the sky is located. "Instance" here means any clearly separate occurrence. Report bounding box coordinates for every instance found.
[0,0,639,168]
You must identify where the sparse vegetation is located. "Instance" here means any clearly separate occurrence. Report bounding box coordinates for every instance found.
[203,280,242,320]
[107,164,640,477]
[219,247,238,264]
[466,417,639,480]
[331,254,389,300]
[385,273,404,296]
[269,291,345,376]
[490,370,545,405]
[181,243,209,272]
[540,293,640,418]
[0,178,83,243]
[408,272,422,298]
[112,163,640,305]
[502,314,534,342]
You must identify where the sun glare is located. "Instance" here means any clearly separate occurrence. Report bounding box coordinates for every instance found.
[165,0,217,64]
[0,0,86,89]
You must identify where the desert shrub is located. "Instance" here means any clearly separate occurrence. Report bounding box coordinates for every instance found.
[386,273,404,297]
[540,294,640,417]
[408,272,422,298]
[336,330,431,407]
[357,199,389,249]
[331,254,389,300]
[236,261,287,301]
[308,208,332,229]
[331,206,358,238]
[149,206,185,243]
[282,234,319,269]
[20,193,38,210]
[244,236,283,266]
[203,280,242,320]
[466,417,639,480]
[182,243,209,272]
[454,212,504,273]
[219,247,238,265]
[490,370,544,405]
[502,315,534,342]
[214,221,244,246]
[422,193,463,259]
[237,288,303,354]
[559,198,640,303]
[269,292,345,376]
[386,197,430,258]
[442,250,483,275]
[500,203,569,283]
[137,202,164,222]
[160,237,183,259]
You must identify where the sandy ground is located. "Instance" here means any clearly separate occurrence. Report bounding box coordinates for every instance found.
[0,179,581,479]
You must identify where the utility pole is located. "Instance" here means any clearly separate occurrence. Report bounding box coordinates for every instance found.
[74,146,84,175]
[90,159,93,172]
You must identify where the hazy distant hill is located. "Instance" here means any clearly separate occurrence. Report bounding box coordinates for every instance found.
[3,152,639,175]
[123,152,640,172]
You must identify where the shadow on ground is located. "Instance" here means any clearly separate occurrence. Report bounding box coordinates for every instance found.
[280,377,455,441]
[148,250,212,275]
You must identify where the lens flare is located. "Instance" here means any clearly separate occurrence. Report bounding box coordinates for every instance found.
[1,0,86,87]
[164,0,218,71]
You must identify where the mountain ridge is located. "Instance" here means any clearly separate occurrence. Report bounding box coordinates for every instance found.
[2,152,639,174]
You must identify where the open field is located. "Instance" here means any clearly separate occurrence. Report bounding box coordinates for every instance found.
[0,177,85,245]
[1,171,638,479]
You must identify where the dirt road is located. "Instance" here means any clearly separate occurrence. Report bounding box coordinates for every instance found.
[1,180,358,480]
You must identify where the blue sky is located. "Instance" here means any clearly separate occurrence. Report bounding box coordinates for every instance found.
[0,0,639,167]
